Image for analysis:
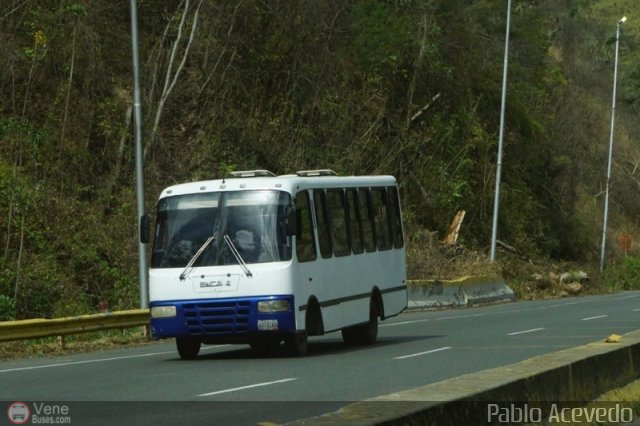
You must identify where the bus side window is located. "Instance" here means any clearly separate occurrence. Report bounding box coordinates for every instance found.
[387,186,404,249]
[314,189,332,258]
[295,191,317,262]
[346,189,364,254]
[358,188,376,252]
[372,188,392,250]
[327,189,350,257]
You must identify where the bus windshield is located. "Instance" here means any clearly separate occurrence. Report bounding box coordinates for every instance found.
[151,190,292,268]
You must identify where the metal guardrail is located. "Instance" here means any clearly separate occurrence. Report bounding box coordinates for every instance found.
[0,309,149,343]
[1,276,512,343]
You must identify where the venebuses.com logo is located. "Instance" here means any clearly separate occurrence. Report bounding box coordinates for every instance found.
[7,402,30,424]
[6,401,72,424]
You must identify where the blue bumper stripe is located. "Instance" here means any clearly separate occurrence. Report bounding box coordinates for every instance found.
[150,295,296,340]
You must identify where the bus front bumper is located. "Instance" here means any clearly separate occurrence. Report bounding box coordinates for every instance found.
[149,295,296,342]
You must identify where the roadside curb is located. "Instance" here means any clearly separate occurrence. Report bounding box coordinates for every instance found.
[283,329,640,425]
[406,276,515,310]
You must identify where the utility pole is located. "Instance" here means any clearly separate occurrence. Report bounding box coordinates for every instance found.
[600,16,627,272]
[490,0,512,262]
[130,0,149,307]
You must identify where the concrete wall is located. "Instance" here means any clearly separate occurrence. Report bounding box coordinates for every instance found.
[407,276,515,310]
[284,329,640,425]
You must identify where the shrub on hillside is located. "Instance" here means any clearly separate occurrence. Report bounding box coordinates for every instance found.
[0,295,16,321]
[604,256,640,291]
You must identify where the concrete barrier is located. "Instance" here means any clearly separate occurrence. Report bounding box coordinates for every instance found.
[407,276,515,310]
[284,329,640,425]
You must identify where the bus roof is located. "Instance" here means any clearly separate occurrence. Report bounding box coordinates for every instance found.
[157,172,397,199]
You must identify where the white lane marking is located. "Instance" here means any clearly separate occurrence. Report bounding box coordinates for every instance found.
[507,327,545,336]
[555,301,581,306]
[393,346,451,360]
[384,300,584,326]
[197,378,297,397]
[436,313,488,320]
[381,318,430,327]
[379,294,639,328]
[633,308,640,312]
[614,295,640,300]
[385,297,632,327]
[0,345,230,374]
[582,315,608,321]
[0,352,173,373]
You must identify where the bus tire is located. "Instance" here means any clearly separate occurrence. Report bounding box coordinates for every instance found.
[342,298,379,346]
[249,339,281,353]
[176,336,201,360]
[361,298,379,344]
[306,298,324,336]
[284,331,308,356]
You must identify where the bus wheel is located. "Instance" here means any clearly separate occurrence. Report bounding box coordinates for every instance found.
[361,298,379,344]
[249,339,281,353]
[284,331,308,356]
[176,336,201,360]
[342,299,379,346]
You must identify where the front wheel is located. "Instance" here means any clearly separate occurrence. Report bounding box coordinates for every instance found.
[249,339,281,354]
[176,336,201,360]
[284,331,308,356]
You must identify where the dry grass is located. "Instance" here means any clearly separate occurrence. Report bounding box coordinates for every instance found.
[595,379,640,406]
[405,228,607,300]
[548,380,640,426]
[406,228,500,280]
[0,328,157,361]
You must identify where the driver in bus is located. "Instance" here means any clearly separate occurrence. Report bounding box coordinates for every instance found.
[163,211,213,267]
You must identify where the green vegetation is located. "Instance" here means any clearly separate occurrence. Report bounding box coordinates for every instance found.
[0,294,16,321]
[1,0,639,319]
[603,256,640,291]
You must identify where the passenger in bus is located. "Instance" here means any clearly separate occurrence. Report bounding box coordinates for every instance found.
[228,208,262,263]
[233,229,260,263]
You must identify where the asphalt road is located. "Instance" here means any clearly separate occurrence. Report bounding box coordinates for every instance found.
[2,291,639,425]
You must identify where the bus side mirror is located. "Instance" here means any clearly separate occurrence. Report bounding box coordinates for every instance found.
[140,213,151,244]
[285,206,297,236]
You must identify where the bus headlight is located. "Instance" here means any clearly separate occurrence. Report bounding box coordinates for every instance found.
[151,306,177,318]
[258,300,290,313]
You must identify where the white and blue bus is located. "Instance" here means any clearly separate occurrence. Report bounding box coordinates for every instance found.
[143,170,407,359]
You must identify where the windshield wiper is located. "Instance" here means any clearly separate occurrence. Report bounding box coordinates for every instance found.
[179,235,215,281]
[223,234,253,277]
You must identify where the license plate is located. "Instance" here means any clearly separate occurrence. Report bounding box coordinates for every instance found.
[257,319,278,331]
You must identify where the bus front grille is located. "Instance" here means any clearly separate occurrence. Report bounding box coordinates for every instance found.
[183,301,250,335]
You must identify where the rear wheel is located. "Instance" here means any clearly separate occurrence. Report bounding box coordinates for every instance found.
[342,298,379,346]
[176,336,201,360]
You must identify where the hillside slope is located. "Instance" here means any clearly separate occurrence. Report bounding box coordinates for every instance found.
[0,0,638,319]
